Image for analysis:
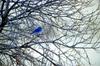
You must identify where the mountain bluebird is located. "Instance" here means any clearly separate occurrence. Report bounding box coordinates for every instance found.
[31,26,42,34]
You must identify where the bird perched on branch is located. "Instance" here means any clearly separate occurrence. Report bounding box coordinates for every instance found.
[31,26,42,34]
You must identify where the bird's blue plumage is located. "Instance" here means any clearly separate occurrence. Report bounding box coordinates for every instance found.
[31,26,42,34]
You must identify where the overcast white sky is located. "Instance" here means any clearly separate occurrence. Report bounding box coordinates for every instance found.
[83,0,100,66]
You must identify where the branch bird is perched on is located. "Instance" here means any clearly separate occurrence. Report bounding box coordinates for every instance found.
[31,26,42,34]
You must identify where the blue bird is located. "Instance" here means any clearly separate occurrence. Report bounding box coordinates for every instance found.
[31,26,42,34]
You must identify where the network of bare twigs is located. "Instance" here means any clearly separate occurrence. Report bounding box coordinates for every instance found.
[0,0,100,66]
